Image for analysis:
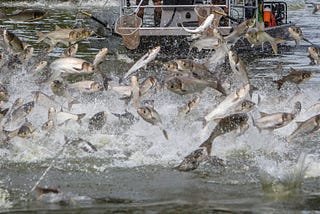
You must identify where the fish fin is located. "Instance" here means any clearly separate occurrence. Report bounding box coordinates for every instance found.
[55,25,61,30]
[209,80,227,96]
[251,116,262,133]
[289,67,299,74]
[213,118,222,123]
[259,111,269,117]
[199,139,212,156]
[72,66,82,71]
[302,37,315,46]
[36,32,45,43]
[270,40,278,55]
[275,38,286,44]
[196,117,208,128]
[162,129,169,140]
[67,99,80,111]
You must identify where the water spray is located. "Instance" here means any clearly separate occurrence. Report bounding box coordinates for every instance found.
[30,138,69,193]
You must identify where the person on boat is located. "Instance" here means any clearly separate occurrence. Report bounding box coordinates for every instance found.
[135,0,162,26]
[211,0,228,26]
[263,6,277,27]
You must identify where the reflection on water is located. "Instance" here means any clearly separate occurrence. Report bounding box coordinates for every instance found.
[0,0,320,212]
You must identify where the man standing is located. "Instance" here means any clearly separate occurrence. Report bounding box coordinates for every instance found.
[136,0,162,26]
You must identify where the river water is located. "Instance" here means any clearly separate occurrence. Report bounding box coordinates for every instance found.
[0,0,320,213]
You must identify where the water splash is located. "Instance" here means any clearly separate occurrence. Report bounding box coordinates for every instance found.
[258,153,309,198]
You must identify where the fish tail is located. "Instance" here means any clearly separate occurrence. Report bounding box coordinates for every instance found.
[199,138,213,156]
[77,113,86,121]
[209,80,227,96]
[273,79,284,90]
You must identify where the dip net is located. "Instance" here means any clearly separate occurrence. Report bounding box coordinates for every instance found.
[194,5,224,27]
[115,14,142,50]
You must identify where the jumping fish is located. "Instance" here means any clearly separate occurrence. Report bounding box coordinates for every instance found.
[224,18,256,43]
[178,96,201,115]
[49,57,94,80]
[0,9,46,22]
[1,29,25,53]
[245,27,285,55]
[312,3,320,14]
[55,110,86,125]
[35,186,59,196]
[3,121,36,141]
[288,26,314,47]
[32,91,63,110]
[308,46,320,65]
[201,113,249,155]
[165,76,226,96]
[88,111,108,131]
[189,36,221,52]
[30,61,48,74]
[164,59,213,80]
[123,46,160,80]
[50,80,77,110]
[139,76,158,97]
[4,101,34,128]
[41,119,55,133]
[273,67,312,90]
[287,114,320,142]
[203,84,250,127]
[253,101,301,132]
[110,76,140,107]
[137,106,168,140]
[63,43,78,57]
[66,137,97,153]
[37,26,93,52]
[177,113,249,171]
[93,47,108,69]
[68,80,103,93]
[233,99,256,113]
[181,14,214,34]
[228,50,249,85]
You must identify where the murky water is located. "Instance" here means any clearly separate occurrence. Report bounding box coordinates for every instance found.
[0,0,320,213]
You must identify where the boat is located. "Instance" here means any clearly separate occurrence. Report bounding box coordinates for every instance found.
[96,0,293,51]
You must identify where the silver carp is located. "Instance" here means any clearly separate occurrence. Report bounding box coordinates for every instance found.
[123,46,160,80]
[245,27,285,55]
[273,67,312,90]
[253,101,301,132]
[228,50,249,85]
[181,14,214,34]
[165,76,226,96]
[0,9,46,22]
[88,111,108,131]
[178,96,201,115]
[203,84,250,127]
[287,114,320,142]
[137,106,168,140]
[308,46,320,65]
